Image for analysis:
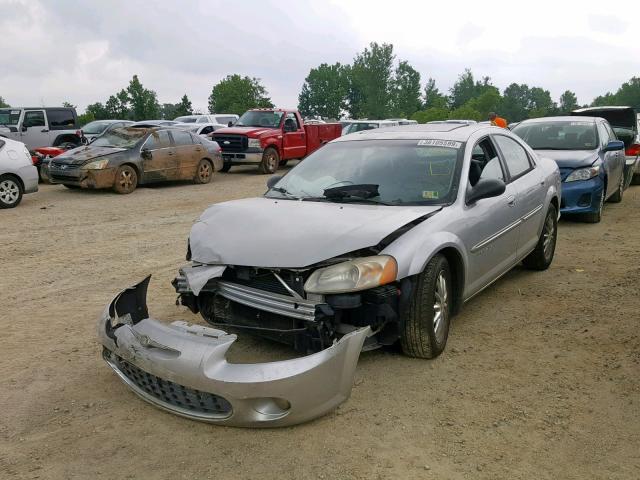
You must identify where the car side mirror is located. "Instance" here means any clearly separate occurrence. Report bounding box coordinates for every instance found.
[228,121,234,127]
[603,140,624,152]
[266,175,282,189]
[141,148,152,160]
[21,125,28,132]
[466,178,506,205]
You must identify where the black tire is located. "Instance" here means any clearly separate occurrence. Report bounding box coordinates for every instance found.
[608,173,624,203]
[0,175,23,208]
[279,160,288,167]
[259,147,279,174]
[631,174,640,186]
[522,203,557,270]
[400,254,452,359]
[63,184,80,189]
[583,189,604,223]
[112,165,138,194]
[220,161,232,173]
[194,159,213,184]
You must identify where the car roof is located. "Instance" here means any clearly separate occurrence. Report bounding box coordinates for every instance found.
[573,106,634,112]
[334,123,503,142]
[517,116,599,125]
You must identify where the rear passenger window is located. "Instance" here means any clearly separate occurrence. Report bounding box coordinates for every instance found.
[171,130,194,146]
[47,109,76,129]
[23,111,45,128]
[494,135,532,179]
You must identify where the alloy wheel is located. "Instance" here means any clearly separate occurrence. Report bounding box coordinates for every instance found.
[198,162,211,181]
[119,170,133,190]
[0,179,20,205]
[433,271,448,344]
[542,213,556,261]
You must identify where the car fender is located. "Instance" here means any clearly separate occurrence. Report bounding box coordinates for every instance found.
[382,228,468,281]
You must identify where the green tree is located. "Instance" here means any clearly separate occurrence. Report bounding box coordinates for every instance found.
[527,87,556,118]
[86,102,109,120]
[613,76,640,107]
[390,60,422,118]
[62,101,76,109]
[127,75,160,120]
[423,78,448,109]
[558,90,579,114]
[105,90,130,119]
[0,96,9,108]
[77,112,95,126]
[501,83,531,122]
[175,94,192,117]
[466,88,502,119]
[298,63,348,119]
[347,42,395,118]
[449,104,482,122]
[411,107,449,123]
[208,74,273,114]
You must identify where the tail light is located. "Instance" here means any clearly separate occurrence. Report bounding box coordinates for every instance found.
[626,144,640,156]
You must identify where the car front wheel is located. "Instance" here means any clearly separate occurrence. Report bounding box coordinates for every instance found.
[113,165,138,194]
[400,254,451,359]
[259,147,279,174]
[0,175,23,208]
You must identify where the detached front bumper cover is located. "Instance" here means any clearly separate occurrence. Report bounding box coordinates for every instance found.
[98,276,370,427]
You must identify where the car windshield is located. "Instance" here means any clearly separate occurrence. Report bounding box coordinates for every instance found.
[265,139,463,205]
[513,121,598,150]
[82,121,113,135]
[175,116,198,123]
[236,111,283,128]
[90,127,147,148]
[0,109,21,126]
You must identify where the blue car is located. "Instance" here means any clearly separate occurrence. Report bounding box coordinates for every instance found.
[513,117,626,223]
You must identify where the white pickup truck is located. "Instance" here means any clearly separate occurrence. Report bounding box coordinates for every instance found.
[0,107,82,150]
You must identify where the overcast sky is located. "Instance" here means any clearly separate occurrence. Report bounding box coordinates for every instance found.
[2,0,638,113]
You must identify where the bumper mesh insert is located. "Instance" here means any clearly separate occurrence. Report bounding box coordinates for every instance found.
[106,350,232,417]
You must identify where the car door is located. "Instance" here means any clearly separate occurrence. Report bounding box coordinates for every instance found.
[603,121,625,189]
[282,112,306,159]
[140,130,176,182]
[463,137,521,297]
[20,110,50,149]
[493,134,546,258]
[170,129,201,179]
[596,122,618,197]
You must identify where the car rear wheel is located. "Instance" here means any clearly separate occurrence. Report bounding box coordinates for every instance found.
[632,173,640,185]
[583,190,604,223]
[608,173,624,203]
[0,175,23,208]
[113,165,138,194]
[522,203,557,270]
[259,147,279,174]
[194,159,213,184]
[400,254,451,359]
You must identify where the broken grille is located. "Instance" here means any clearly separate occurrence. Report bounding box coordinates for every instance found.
[105,350,232,417]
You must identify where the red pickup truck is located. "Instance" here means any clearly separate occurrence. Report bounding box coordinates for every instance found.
[212,108,342,173]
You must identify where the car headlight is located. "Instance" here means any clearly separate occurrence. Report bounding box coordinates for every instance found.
[248,138,262,149]
[565,165,600,182]
[304,255,398,294]
[84,159,110,170]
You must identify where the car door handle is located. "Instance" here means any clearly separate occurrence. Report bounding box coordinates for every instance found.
[507,195,516,207]
[41,129,49,133]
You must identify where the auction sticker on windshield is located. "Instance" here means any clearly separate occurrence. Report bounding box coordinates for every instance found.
[417,139,462,148]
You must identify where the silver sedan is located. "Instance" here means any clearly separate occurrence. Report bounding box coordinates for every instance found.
[99,123,561,426]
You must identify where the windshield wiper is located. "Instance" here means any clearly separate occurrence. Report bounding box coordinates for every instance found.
[301,184,393,205]
[270,186,299,200]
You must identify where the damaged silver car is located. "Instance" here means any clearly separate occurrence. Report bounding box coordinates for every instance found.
[99,123,561,427]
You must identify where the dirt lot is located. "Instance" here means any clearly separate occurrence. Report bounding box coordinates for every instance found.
[1,167,639,479]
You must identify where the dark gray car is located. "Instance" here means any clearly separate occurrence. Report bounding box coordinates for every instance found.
[48,127,222,193]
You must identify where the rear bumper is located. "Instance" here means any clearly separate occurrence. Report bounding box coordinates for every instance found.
[560,176,603,215]
[18,165,39,194]
[98,276,370,427]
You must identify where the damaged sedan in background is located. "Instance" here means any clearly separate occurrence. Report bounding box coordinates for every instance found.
[99,123,561,427]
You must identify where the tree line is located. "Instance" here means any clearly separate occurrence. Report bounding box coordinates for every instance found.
[1,41,639,125]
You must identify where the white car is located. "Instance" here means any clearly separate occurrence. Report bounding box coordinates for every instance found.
[342,120,400,135]
[174,122,221,137]
[0,137,38,208]
[174,114,239,127]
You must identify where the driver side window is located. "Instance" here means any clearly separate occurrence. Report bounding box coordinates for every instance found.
[469,138,504,187]
[24,111,45,128]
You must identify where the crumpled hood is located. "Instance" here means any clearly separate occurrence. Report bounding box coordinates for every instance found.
[190,197,441,268]
[534,149,598,169]
[55,145,126,165]
[213,126,279,138]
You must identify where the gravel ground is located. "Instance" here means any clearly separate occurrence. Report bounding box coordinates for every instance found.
[1,167,639,479]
